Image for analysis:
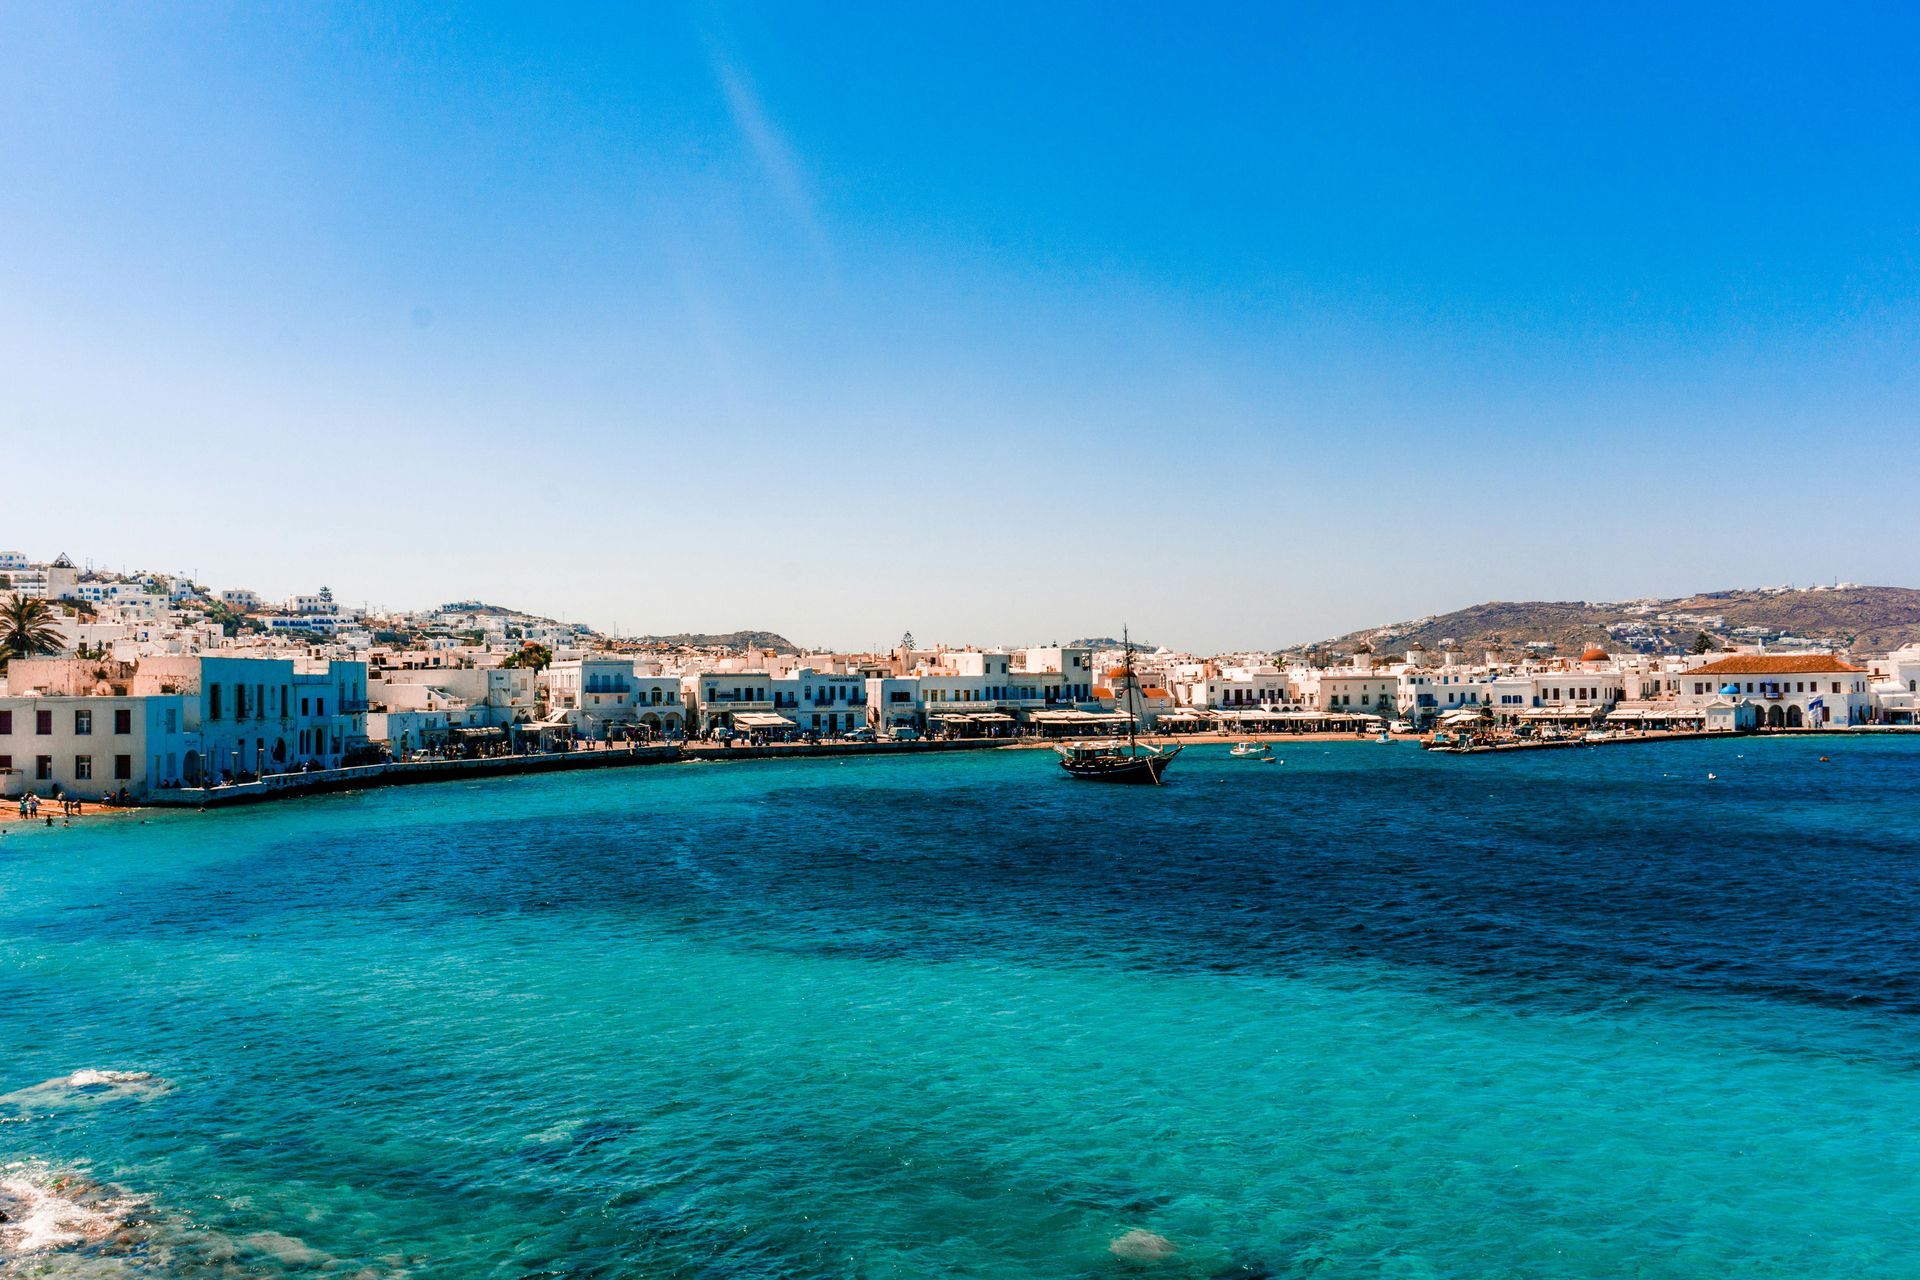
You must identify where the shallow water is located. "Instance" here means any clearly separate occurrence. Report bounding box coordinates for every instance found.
[3,737,1919,1277]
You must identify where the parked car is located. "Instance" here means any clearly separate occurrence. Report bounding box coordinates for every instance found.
[888,726,921,742]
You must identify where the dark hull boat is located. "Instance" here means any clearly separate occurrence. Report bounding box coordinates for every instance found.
[1055,627,1179,784]
[1057,742,1178,783]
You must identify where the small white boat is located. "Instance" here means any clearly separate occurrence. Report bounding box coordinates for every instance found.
[1229,742,1272,759]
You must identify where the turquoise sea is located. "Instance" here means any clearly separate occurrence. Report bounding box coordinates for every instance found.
[4,737,1920,1278]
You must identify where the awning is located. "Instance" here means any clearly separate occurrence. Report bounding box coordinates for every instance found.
[1521,707,1595,720]
[734,712,797,729]
[928,712,976,723]
[971,713,1015,723]
[1438,709,1482,725]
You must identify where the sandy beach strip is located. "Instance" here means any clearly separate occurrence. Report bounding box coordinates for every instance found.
[0,799,137,826]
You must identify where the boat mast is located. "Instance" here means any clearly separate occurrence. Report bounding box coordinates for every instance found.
[1123,625,1137,752]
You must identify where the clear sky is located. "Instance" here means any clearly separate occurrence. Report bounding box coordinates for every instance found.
[3,4,1917,651]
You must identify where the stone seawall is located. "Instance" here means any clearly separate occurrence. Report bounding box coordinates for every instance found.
[146,737,1013,808]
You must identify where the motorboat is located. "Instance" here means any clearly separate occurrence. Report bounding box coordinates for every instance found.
[1229,742,1272,759]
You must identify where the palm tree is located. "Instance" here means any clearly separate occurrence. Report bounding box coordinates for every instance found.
[0,596,65,662]
[503,641,553,673]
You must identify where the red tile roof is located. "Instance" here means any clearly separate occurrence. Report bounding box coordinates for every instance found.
[1688,654,1863,675]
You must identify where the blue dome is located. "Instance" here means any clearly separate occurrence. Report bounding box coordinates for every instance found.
[1719,684,1742,696]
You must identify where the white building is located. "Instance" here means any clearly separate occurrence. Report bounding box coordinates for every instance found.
[685,671,777,736]
[1871,644,1920,723]
[1676,654,1873,728]
[773,668,868,736]
[0,692,192,800]
[546,656,687,739]
[1295,665,1398,718]
[1396,668,1498,725]
[1181,663,1293,712]
[865,677,924,734]
[132,655,370,782]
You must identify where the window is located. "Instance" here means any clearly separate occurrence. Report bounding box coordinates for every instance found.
[0,754,9,771]
[35,710,52,735]
[114,755,132,780]
[74,755,92,780]
[0,710,9,734]
[209,684,223,720]
[36,756,52,780]
[114,708,132,734]
[74,709,93,735]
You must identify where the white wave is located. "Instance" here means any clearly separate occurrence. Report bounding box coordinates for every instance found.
[0,1070,174,1114]
[0,1162,134,1257]
[0,1162,369,1278]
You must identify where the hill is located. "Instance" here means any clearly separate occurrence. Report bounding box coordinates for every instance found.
[1070,636,1160,652]
[626,631,801,654]
[1297,586,1920,659]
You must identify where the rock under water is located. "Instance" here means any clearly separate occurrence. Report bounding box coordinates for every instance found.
[1110,1228,1178,1263]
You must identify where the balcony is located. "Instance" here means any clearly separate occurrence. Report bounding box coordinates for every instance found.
[706,696,773,712]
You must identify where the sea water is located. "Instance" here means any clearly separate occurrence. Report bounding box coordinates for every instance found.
[3,737,1919,1277]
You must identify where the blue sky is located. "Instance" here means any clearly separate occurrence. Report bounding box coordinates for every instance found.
[2,3,1916,650]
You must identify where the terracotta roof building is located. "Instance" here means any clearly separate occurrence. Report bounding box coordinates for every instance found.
[1686,654,1864,676]
[1677,652,1873,728]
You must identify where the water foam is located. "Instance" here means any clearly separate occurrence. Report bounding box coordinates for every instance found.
[0,1162,134,1257]
[0,1070,174,1114]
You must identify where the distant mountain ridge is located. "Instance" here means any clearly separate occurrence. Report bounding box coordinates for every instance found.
[626,630,801,654]
[438,601,560,623]
[1297,586,1920,658]
[1070,636,1159,652]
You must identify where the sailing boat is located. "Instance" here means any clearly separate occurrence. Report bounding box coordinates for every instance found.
[1055,628,1181,784]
